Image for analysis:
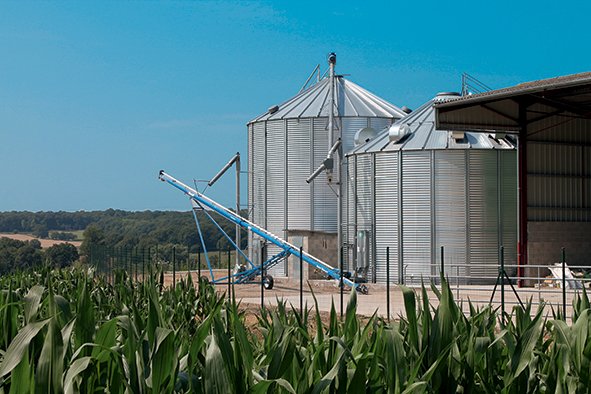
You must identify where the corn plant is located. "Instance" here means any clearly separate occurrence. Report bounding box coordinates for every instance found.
[0,267,591,393]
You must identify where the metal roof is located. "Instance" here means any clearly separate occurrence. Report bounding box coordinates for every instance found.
[248,76,406,124]
[435,71,591,132]
[348,93,516,155]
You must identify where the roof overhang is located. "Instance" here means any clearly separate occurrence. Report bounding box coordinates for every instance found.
[434,71,591,133]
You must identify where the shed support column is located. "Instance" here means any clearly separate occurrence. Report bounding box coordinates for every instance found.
[518,102,528,287]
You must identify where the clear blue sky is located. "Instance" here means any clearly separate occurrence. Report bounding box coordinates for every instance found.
[2,1,590,211]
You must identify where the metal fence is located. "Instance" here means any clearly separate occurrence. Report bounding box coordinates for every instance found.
[87,244,243,284]
[401,245,590,321]
[86,244,589,322]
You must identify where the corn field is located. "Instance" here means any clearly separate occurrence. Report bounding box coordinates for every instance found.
[0,267,590,393]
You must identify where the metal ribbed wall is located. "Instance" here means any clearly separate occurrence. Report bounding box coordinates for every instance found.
[402,151,433,282]
[527,102,591,222]
[345,158,356,271]
[287,119,312,230]
[434,151,467,278]
[345,148,517,285]
[501,151,518,273]
[374,153,399,282]
[312,118,335,232]
[467,151,500,283]
[265,120,286,276]
[252,123,266,229]
[249,116,395,277]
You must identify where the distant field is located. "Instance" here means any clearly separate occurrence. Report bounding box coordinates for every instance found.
[0,233,82,248]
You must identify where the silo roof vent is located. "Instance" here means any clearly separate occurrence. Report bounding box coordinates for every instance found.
[388,124,411,143]
[354,127,377,147]
[434,92,461,102]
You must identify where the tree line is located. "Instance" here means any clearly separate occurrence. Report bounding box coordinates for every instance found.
[0,238,79,275]
[0,209,247,252]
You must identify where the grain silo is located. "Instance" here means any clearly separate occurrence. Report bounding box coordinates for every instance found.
[248,54,406,277]
[345,92,517,285]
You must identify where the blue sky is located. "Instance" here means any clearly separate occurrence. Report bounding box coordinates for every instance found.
[1,1,590,211]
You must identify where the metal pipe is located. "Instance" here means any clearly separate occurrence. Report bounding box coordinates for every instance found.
[327,52,336,182]
[306,162,326,184]
[441,246,444,278]
[562,247,566,320]
[261,244,265,310]
[518,103,528,287]
[299,64,320,93]
[500,245,505,324]
[386,246,390,321]
[299,246,303,315]
[207,152,241,271]
[340,246,344,320]
[236,154,241,271]
[172,246,176,290]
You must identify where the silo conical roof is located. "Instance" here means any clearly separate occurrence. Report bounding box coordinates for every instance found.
[348,93,516,154]
[249,76,406,124]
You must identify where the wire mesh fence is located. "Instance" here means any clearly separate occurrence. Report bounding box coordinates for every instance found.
[86,243,590,321]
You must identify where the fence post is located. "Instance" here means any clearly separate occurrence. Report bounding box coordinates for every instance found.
[227,247,231,299]
[500,245,505,324]
[187,244,190,279]
[299,246,303,316]
[260,245,265,310]
[398,255,404,285]
[197,247,201,280]
[386,246,390,322]
[340,246,344,320]
[440,245,444,279]
[562,247,566,320]
[172,246,176,290]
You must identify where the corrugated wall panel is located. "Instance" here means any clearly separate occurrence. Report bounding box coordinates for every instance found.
[369,117,393,134]
[266,120,287,276]
[287,119,312,230]
[528,142,589,221]
[374,153,398,283]
[500,150,518,274]
[468,151,499,282]
[252,122,266,229]
[312,118,337,232]
[356,155,373,232]
[344,157,356,271]
[355,154,373,278]
[434,151,467,280]
[402,151,432,283]
[342,118,368,154]
[248,124,254,261]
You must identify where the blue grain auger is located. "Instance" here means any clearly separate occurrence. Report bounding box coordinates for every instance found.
[158,170,368,294]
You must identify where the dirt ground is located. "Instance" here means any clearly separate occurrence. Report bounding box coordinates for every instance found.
[161,270,583,320]
[0,233,82,248]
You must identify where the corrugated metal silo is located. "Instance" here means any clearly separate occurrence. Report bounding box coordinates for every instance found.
[248,64,406,277]
[346,92,517,284]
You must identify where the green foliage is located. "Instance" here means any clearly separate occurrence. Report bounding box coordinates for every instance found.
[0,238,44,275]
[45,244,79,268]
[0,209,247,255]
[0,270,590,393]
